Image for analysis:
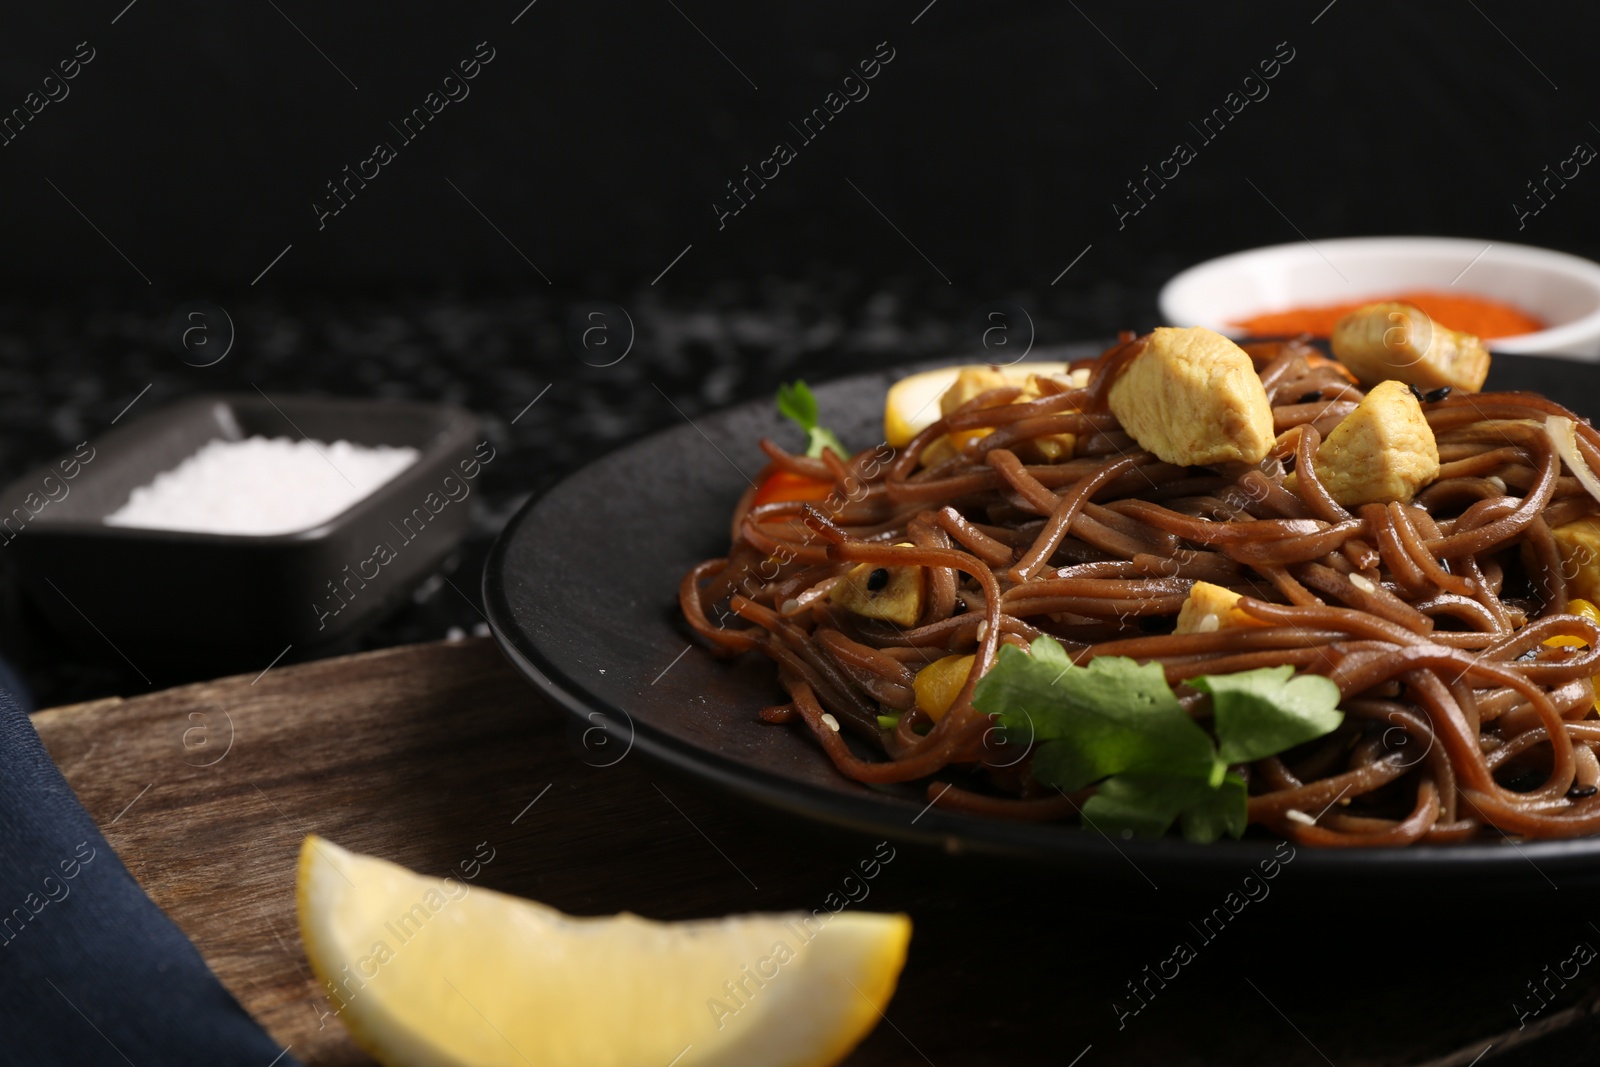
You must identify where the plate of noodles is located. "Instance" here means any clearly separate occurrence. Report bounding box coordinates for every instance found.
[486,305,1600,883]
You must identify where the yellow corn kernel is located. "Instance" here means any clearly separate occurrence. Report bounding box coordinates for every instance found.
[918,428,991,468]
[912,654,976,722]
[1569,598,1600,714]
[1547,597,1600,648]
[1174,581,1265,634]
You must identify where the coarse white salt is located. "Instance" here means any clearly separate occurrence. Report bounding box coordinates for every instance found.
[105,436,419,536]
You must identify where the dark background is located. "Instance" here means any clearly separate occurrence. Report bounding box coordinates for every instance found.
[0,0,1595,705]
[0,0,1590,290]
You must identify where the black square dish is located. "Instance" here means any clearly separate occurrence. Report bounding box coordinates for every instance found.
[0,394,483,673]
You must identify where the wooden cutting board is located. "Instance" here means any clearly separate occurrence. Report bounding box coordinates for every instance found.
[29,636,1600,1066]
[30,637,927,1066]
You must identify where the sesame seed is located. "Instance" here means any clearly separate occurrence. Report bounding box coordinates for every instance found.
[1349,574,1376,593]
[1285,809,1317,826]
[820,713,840,733]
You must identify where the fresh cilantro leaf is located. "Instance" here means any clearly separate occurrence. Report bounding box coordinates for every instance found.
[1075,769,1246,843]
[970,636,1339,844]
[1178,771,1248,843]
[809,427,849,460]
[776,380,819,430]
[974,637,1221,792]
[1080,773,1218,840]
[776,380,848,460]
[1192,665,1343,765]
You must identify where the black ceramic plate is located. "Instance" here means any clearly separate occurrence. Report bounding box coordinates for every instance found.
[485,345,1600,887]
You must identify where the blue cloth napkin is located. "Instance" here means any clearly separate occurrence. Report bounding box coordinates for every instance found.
[0,685,300,1066]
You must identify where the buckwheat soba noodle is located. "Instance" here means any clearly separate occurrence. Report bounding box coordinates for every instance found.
[680,331,1600,847]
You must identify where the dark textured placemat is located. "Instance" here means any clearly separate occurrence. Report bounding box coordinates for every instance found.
[0,276,1165,706]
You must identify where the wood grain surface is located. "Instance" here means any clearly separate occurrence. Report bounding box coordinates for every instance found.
[29,637,1600,1066]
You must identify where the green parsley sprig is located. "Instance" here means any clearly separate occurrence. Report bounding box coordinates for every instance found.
[973,635,1343,843]
[776,380,849,460]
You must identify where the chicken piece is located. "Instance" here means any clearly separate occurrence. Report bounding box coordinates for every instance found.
[1017,374,1079,462]
[830,550,925,627]
[919,368,1078,466]
[1300,379,1440,507]
[939,367,1013,417]
[1330,302,1491,393]
[1174,581,1264,634]
[917,368,1014,467]
[1107,327,1275,467]
[1550,516,1600,604]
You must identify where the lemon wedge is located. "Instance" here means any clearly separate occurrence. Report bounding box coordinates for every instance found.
[297,836,911,1067]
[884,362,1074,447]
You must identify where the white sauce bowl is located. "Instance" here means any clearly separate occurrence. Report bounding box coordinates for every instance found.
[1158,236,1600,359]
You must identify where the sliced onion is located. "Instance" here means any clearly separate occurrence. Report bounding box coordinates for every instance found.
[1546,415,1600,509]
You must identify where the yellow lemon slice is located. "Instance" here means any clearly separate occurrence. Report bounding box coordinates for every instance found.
[296,836,911,1067]
[883,361,1074,448]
